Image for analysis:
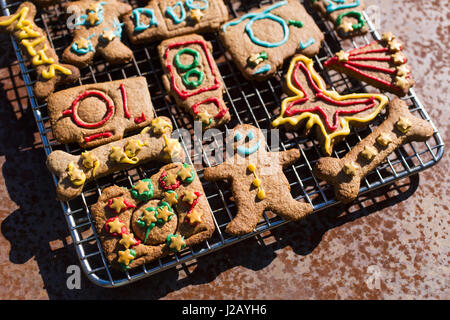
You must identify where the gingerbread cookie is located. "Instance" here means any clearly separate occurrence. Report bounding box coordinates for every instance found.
[203,124,313,235]
[219,0,324,81]
[90,162,215,271]
[62,0,133,68]
[158,34,230,128]
[0,2,80,100]
[46,117,185,201]
[309,0,368,38]
[314,98,434,203]
[272,55,389,156]
[48,77,154,149]
[122,0,228,44]
[324,32,415,96]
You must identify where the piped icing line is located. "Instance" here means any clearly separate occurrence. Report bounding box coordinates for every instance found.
[300,37,315,50]
[325,0,360,13]
[191,97,228,120]
[120,83,130,119]
[132,8,158,32]
[84,131,113,143]
[272,55,388,155]
[252,64,271,75]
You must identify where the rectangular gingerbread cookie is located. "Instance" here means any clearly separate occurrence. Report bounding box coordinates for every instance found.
[158,34,230,128]
[219,0,324,81]
[123,0,229,44]
[90,162,215,271]
[48,77,155,149]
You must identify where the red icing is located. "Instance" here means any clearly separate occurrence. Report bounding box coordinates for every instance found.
[120,83,130,119]
[134,112,146,124]
[284,61,379,131]
[164,40,222,100]
[104,216,141,246]
[159,171,181,190]
[191,97,228,120]
[84,131,113,143]
[184,192,202,224]
[107,198,136,214]
[63,90,115,128]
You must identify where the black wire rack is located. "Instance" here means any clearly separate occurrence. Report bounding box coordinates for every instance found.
[0,0,444,287]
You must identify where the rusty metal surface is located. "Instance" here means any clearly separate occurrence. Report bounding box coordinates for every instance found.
[0,0,448,299]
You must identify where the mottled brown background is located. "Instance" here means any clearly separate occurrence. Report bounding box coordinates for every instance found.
[0,0,448,299]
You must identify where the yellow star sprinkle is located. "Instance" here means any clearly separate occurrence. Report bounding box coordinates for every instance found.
[164,191,178,207]
[396,65,410,77]
[197,111,212,125]
[102,29,115,42]
[164,172,179,186]
[117,249,135,266]
[141,210,157,226]
[81,151,97,168]
[248,52,264,66]
[394,76,410,90]
[151,117,172,135]
[392,52,406,65]
[343,162,360,176]
[395,117,412,134]
[109,146,126,163]
[182,190,198,205]
[87,11,100,25]
[336,50,349,62]
[109,197,127,214]
[134,180,150,194]
[190,9,204,23]
[168,234,185,252]
[381,32,395,42]
[187,210,203,225]
[339,20,354,33]
[119,233,137,249]
[108,217,125,234]
[75,37,90,50]
[360,146,378,161]
[177,165,192,181]
[163,137,182,160]
[66,162,86,186]
[376,132,393,147]
[124,139,143,157]
[157,206,173,222]
[388,39,402,52]
[88,2,101,12]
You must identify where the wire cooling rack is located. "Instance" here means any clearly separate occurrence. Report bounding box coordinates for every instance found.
[1,0,444,287]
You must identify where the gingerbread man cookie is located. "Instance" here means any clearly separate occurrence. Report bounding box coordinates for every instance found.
[122,0,228,44]
[272,55,389,156]
[46,117,185,201]
[90,162,215,271]
[0,2,80,100]
[203,124,313,235]
[324,32,415,96]
[62,0,133,68]
[158,34,230,128]
[314,98,434,203]
[219,0,324,81]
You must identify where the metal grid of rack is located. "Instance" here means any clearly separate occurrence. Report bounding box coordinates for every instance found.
[0,0,444,287]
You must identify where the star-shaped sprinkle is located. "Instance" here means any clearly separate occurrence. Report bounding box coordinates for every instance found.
[339,20,354,33]
[119,233,137,249]
[141,210,157,226]
[134,180,150,194]
[376,132,393,147]
[88,2,101,12]
[164,172,179,186]
[117,249,135,266]
[395,117,412,134]
[343,162,360,176]
[164,191,178,207]
[168,234,185,252]
[394,76,410,90]
[248,52,265,67]
[107,217,125,234]
[182,190,198,205]
[102,29,116,42]
[392,52,406,65]
[187,209,203,225]
[336,50,350,62]
[396,65,410,77]
[151,117,172,135]
[163,137,181,159]
[81,151,97,169]
[157,206,173,222]
[381,32,395,42]
[67,163,85,181]
[388,39,402,52]
[177,165,193,181]
[75,37,90,50]
[197,111,212,125]
[190,9,204,23]
[109,197,127,214]
[109,146,126,163]
[87,11,100,26]
[360,146,378,161]
[124,139,143,157]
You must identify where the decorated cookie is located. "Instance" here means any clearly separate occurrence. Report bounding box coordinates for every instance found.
[48,77,154,148]
[61,0,133,68]
[122,0,228,44]
[0,2,80,100]
[219,0,324,81]
[314,98,434,203]
[46,117,185,201]
[310,0,368,38]
[203,124,313,235]
[272,55,389,156]
[158,34,230,128]
[90,162,214,271]
[324,32,415,96]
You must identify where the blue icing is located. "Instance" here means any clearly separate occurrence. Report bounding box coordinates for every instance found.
[234,132,244,141]
[300,37,315,50]
[247,130,255,140]
[185,0,209,10]
[71,34,96,55]
[132,8,158,32]
[237,140,262,157]
[166,1,186,24]
[325,0,360,13]
[253,64,271,75]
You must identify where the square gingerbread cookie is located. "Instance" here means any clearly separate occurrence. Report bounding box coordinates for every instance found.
[219,0,324,81]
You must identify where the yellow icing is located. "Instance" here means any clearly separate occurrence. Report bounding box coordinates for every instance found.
[272,55,389,156]
[247,163,265,200]
[66,162,86,186]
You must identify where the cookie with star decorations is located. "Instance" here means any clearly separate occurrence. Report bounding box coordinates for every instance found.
[122,0,228,44]
[90,162,215,271]
[272,55,389,156]
[203,124,314,236]
[0,2,80,101]
[61,0,133,68]
[324,32,415,96]
[158,34,230,128]
[219,0,324,81]
[46,116,185,201]
[309,0,368,38]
